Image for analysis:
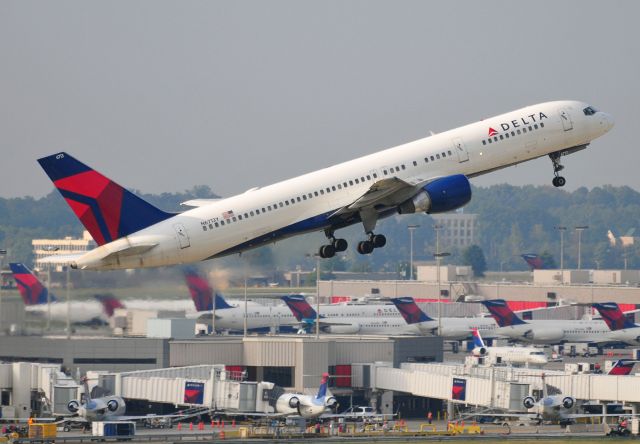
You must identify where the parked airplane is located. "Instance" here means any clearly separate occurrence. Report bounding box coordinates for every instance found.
[273,372,337,419]
[471,328,547,366]
[481,299,612,344]
[592,302,640,345]
[390,297,500,339]
[38,101,613,270]
[9,262,122,326]
[282,295,421,334]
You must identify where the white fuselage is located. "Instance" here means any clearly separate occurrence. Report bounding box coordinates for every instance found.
[473,346,548,366]
[72,100,613,270]
[497,319,613,344]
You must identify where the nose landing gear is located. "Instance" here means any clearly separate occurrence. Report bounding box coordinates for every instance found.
[549,152,566,187]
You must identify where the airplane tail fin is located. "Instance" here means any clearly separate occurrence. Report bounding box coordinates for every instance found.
[315,372,329,400]
[390,297,434,324]
[9,262,57,305]
[480,299,527,327]
[592,302,637,331]
[183,267,233,311]
[521,253,544,270]
[608,359,636,376]
[37,152,172,246]
[281,295,317,321]
[471,328,485,348]
[94,294,125,318]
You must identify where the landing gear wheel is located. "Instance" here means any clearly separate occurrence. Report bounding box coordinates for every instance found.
[332,238,348,252]
[357,240,374,255]
[319,244,335,258]
[371,234,386,248]
[552,176,566,187]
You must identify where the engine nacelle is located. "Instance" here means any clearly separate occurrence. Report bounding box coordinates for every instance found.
[397,174,471,215]
[562,396,575,409]
[67,400,80,413]
[524,327,564,343]
[523,396,536,409]
[323,323,361,334]
[107,399,119,412]
[472,347,488,357]
[325,396,337,409]
[288,396,300,409]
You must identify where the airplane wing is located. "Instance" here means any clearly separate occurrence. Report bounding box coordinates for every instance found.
[180,199,221,207]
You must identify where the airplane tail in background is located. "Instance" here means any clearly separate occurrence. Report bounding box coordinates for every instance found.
[183,267,232,311]
[608,359,636,376]
[282,295,317,321]
[592,302,637,331]
[521,253,544,270]
[94,294,125,318]
[480,299,527,327]
[471,328,485,348]
[9,262,57,305]
[390,297,434,324]
[315,372,329,400]
[37,152,172,246]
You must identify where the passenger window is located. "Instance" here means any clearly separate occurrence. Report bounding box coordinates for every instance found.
[499,135,504,140]
[244,213,249,218]
[534,124,538,130]
[528,126,532,131]
[540,122,545,128]
[256,209,260,214]
[285,201,289,206]
[412,161,417,166]
[430,156,435,161]
[279,202,283,207]
[493,136,498,141]
[383,170,388,175]
[221,220,225,225]
[332,186,336,191]
[314,191,318,196]
[349,180,354,185]
[262,208,266,212]
[373,173,377,178]
[215,222,219,227]
[425,157,429,162]
[296,197,301,202]
[505,133,509,138]
[482,140,486,145]
[448,151,452,156]
[337,184,342,189]
[511,131,515,136]
[208,224,213,229]
[268,206,272,210]
[320,190,324,195]
[401,165,405,170]
[488,139,492,144]
[517,129,521,135]
[436,154,440,159]
[355,178,359,184]
[366,175,371,180]
[250,211,254,216]
[203,226,207,231]
[238,215,243,220]
[302,195,307,200]
[232,216,237,222]
[523,128,527,133]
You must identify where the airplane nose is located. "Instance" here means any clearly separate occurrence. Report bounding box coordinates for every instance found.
[600,112,614,132]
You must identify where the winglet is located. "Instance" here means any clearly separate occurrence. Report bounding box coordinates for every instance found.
[480,299,527,327]
[37,152,172,246]
[9,262,57,305]
[390,297,433,324]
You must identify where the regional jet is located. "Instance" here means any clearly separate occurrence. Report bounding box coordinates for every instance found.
[37,101,613,270]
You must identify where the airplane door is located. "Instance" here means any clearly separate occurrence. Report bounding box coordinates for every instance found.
[452,137,469,162]
[173,223,191,249]
[559,108,573,131]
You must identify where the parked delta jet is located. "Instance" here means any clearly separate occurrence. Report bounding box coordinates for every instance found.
[391,297,500,339]
[481,299,612,344]
[9,262,122,326]
[37,101,613,270]
[470,328,547,366]
[592,302,640,345]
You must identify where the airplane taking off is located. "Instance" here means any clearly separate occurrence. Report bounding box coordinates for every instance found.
[37,101,613,269]
[481,299,612,344]
[390,297,500,339]
[592,302,640,345]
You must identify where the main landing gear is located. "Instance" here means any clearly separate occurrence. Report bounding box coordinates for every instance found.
[318,230,348,258]
[356,232,386,255]
[549,152,566,187]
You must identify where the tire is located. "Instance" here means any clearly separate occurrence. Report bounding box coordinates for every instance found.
[333,238,348,252]
[319,244,335,258]
[372,234,386,248]
[357,241,374,255]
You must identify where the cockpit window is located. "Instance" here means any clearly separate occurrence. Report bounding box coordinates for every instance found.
[583,106,598,116]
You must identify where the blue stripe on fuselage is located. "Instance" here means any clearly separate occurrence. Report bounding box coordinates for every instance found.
[208,206,399,259]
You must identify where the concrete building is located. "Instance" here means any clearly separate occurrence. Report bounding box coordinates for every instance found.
[432,212,478,249]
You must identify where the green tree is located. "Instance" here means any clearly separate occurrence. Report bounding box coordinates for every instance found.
[539,250,556,269]
[462,245,487,277]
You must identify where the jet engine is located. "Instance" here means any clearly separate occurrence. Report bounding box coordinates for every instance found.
[325,396,338,409]
[107,399,119,412]
[523,327,564,343]
[523,396,536,409]
[397,174,471,215]
[562,397,575,409]
[472,347,488,357]
[288,396,300,409]
[67,400,80,413]
[323,323,361,334]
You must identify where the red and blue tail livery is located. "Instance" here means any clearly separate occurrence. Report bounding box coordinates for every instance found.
[37,152,172,246]
[282,295,317,321]
[93,294,125,318]
[315,372,330,400]
[471,328,485,348]
[183,267,232,311]
[481,299,527,327]
[593,302,637,331]
[608,359,636,376]
[390,297,433,324]
[9,262,56,305]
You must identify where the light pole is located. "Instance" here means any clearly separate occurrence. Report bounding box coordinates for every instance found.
[408,225,420,280]
[556,226,567,284]
[575,226,589,270]
[43,246,59,331]
[434,252,450,336]
[65,265,71,340]
[243,257,248,338]
[0,249,6,335]
[307,253,321,339]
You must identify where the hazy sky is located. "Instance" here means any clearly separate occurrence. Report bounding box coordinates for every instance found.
[1,1,637,199]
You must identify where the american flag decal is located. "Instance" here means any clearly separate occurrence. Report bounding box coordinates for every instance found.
[222,210,234,220]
